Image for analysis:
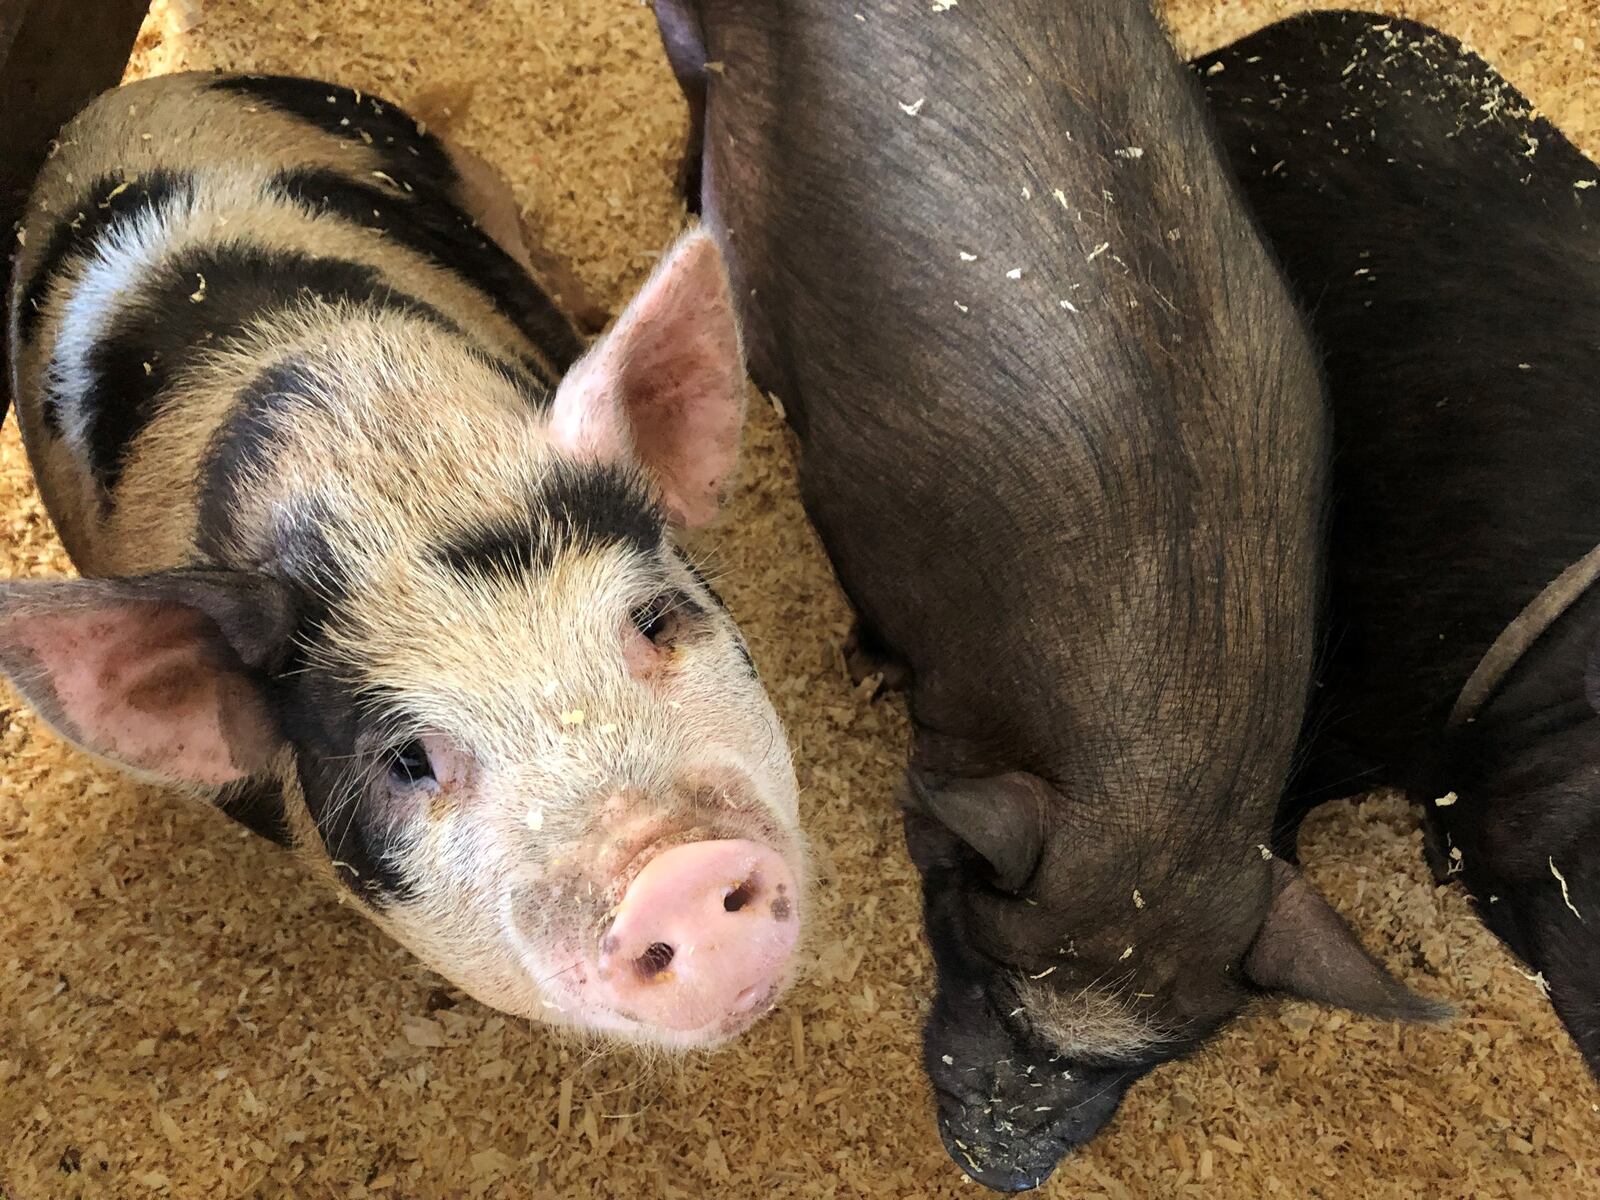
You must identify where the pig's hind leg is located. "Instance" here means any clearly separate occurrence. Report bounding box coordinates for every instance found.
[652,0,708,213]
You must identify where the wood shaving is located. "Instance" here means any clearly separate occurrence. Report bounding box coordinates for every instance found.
[1549,857,1584,921]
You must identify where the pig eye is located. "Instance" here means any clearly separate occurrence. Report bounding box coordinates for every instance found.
[387,739,435,785]
[630,593,676,644]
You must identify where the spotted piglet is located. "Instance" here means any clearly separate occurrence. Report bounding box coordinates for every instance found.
[1,73,805,1049]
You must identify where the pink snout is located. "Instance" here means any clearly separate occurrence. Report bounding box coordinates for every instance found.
[597,839,799,1033]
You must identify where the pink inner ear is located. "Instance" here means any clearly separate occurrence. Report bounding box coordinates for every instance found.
[11,605,273,785]
[548,232,746,526]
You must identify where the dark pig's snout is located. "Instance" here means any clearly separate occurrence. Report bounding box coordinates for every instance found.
[930,1049,1135,1192]
[924,976,1138,1192]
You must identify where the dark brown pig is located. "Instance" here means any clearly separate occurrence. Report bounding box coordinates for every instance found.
[1197,10,1600,1079]
[653,0,1444,1187]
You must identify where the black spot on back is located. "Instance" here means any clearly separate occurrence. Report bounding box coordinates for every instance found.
[206,74,457,194]
[18,170,195,433]
[80,244,458,496]
[196,356,327,561]
[270,167,583,378]
[434,462,664,581]
[194,359,361,607]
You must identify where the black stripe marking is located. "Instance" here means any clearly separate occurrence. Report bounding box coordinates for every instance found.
[206,74,459,196]
[195,357,348,573]
[272,631,419,905]
[435,462,664,581]
[79,244,460,495]
[269,166,582,377]
[17,170,195,398]
[218,776,293,846]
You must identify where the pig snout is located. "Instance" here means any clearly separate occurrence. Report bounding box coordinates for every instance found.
[596,839,799,1034]
[933,1066,1133,1193]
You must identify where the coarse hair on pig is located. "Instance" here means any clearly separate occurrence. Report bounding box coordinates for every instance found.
[1,71,807,1049]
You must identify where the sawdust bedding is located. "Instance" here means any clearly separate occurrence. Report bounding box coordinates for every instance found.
[2,0,1597,1197]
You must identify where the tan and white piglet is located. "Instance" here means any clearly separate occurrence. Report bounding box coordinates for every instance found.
[0,72,805,1048]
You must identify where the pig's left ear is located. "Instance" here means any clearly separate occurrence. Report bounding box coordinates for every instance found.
[548,229,745,527]
[919,772,1051,893]
[0,571,297,787]
[1244,858,1452,1021]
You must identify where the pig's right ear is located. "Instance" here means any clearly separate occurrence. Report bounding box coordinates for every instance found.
[0,571,296,787]
[1244,858,1452,1022]
[920,773,1051,893]
[548,229,746,527]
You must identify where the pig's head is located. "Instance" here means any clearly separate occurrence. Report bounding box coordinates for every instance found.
[904,771,1445,1191]
[0,231,806,1049]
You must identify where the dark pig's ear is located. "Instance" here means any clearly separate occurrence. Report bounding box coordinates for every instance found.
[921,772,1051,893]
[548,229,746,528]
[0,571,296,786]
[1244,858,1452,1022]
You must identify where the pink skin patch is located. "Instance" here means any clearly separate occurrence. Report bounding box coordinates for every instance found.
[500,787,802,1044]
[3,605,271,785]
[592,838,799,1033]
[621,622,665,680]
[548,231,745,528]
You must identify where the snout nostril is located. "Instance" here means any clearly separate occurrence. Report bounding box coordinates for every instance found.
[723,877,758,913]
[635,942,676,980]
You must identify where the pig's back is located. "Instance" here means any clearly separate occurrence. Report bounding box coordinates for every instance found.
[1199,12,1600,760]
[7,72,579,574]
[703,0,1325,779]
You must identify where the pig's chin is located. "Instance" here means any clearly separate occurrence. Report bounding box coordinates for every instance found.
[570,975,793,1050]
[936,1120,1065,1194]
[503,943,796,1050]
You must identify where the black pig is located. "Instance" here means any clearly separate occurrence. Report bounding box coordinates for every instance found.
[654,0,1443,1187]
[1198,10,1600,1077]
